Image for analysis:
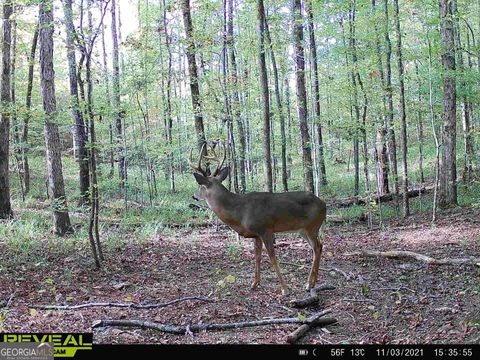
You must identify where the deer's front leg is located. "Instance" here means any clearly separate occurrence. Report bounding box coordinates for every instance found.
[251,238,262,290]
[261,232,289,296]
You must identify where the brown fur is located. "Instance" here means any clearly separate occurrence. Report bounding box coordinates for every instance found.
[193,168,327,295]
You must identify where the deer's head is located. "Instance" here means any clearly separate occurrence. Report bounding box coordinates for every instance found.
[189,142,229,201]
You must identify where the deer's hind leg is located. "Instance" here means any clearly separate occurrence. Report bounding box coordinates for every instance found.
[300,226,324,290]
[251,238,263,290]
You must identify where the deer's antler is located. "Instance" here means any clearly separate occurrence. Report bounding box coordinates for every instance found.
[189,142,208,176]
[203,141,226,176]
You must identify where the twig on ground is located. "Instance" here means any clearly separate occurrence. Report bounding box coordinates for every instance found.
[93,310,337,335]
[344,250,480,266]
[342,298,376,303]
[33,296,214,310]
[320,267,351,279]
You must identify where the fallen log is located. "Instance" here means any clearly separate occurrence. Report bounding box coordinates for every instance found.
[32,296,214,310]
[344,250,480,267]
[331,186,434,209]
[92,310,336,335]
[286,310,337,344]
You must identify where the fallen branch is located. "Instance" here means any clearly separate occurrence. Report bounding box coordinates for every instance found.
[33,296,214,310]
[289,285,336,308]
[93,310,336,335]
[344,250,480,266]
[286,310,337,344]
[331,186,433,209]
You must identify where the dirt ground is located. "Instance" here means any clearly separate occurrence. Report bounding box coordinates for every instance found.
[1,206,479,344]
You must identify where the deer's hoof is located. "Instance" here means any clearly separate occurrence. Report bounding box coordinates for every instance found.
[305,283,313,291]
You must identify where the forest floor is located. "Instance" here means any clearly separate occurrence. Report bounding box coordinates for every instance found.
[1,205,480,344]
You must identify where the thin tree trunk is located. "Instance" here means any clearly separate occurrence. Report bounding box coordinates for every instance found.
[393,0,409,216]
[0,1,13,219]
[427,32,441,223]
[346,3,360,198]
[257,0,272,192]
[181,0,207,152]
[111,0,126,188]
[62,0,90,205]
[292,0,314,193]
[415,61,425,185]
[100,13,113,179]
[39,0,72,235]
[264,17,288,192]
[438,0,457,207]
[284,76,293,181]
[383,0,399,201]
[18,23,39,196]
[227,0,246,193]
[453,2,474,184]
[162,0,175,192]
[372,0,389,196]
[306,0,327,188]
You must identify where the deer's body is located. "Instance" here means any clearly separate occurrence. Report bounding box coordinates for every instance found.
[205,187,326,238]
[190,142,327,295]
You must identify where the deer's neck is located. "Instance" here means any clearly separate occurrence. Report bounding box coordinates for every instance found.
[205,186,240,223]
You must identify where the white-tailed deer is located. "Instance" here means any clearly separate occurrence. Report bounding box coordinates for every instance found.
[190,142,327,295]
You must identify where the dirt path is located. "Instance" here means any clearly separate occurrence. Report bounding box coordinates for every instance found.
[1,207,479,344]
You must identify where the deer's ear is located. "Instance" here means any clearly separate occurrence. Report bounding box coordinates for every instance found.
[193,173,209,186]
[215,166,229,182]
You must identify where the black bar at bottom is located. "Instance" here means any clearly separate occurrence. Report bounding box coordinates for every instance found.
[74,344,479,359]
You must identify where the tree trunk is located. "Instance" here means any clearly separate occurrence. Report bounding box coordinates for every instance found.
[306,0,327,188]
[393,0,409,216]
[383,0,399,199]
[344,18,360,197]
[39,0,72,235]
[372,0,389,195]
[415,62,425,185]
[452,1,474,184]
[0,1,13,219]
[111,0,126,188]
[162,0,175,192]
[227,0,246,193]
[292,0,314,193]
[438,0,457,207]
[62,0,90,205]
[264,17,288,192]
[181,0,207,152]
[257,0,272,192]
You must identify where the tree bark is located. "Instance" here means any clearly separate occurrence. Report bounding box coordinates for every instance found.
[111,0,126,188]
[0,1,13,219]
[306,0,327,188]
[393,0,409,216]
[39,0,72,235]
[372,0,390,196]
[292,0,314,193]
[227,0,246,193]
[181,0,207,152]
[162,0,175,192]
[18,23,39,196]
[62,0,90,205]
[415,62,425,185]
[438,0,457,207]
[452,1,474,184]
[383,0,399,199]
[257,0,272,192]
[264,17,288,192]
